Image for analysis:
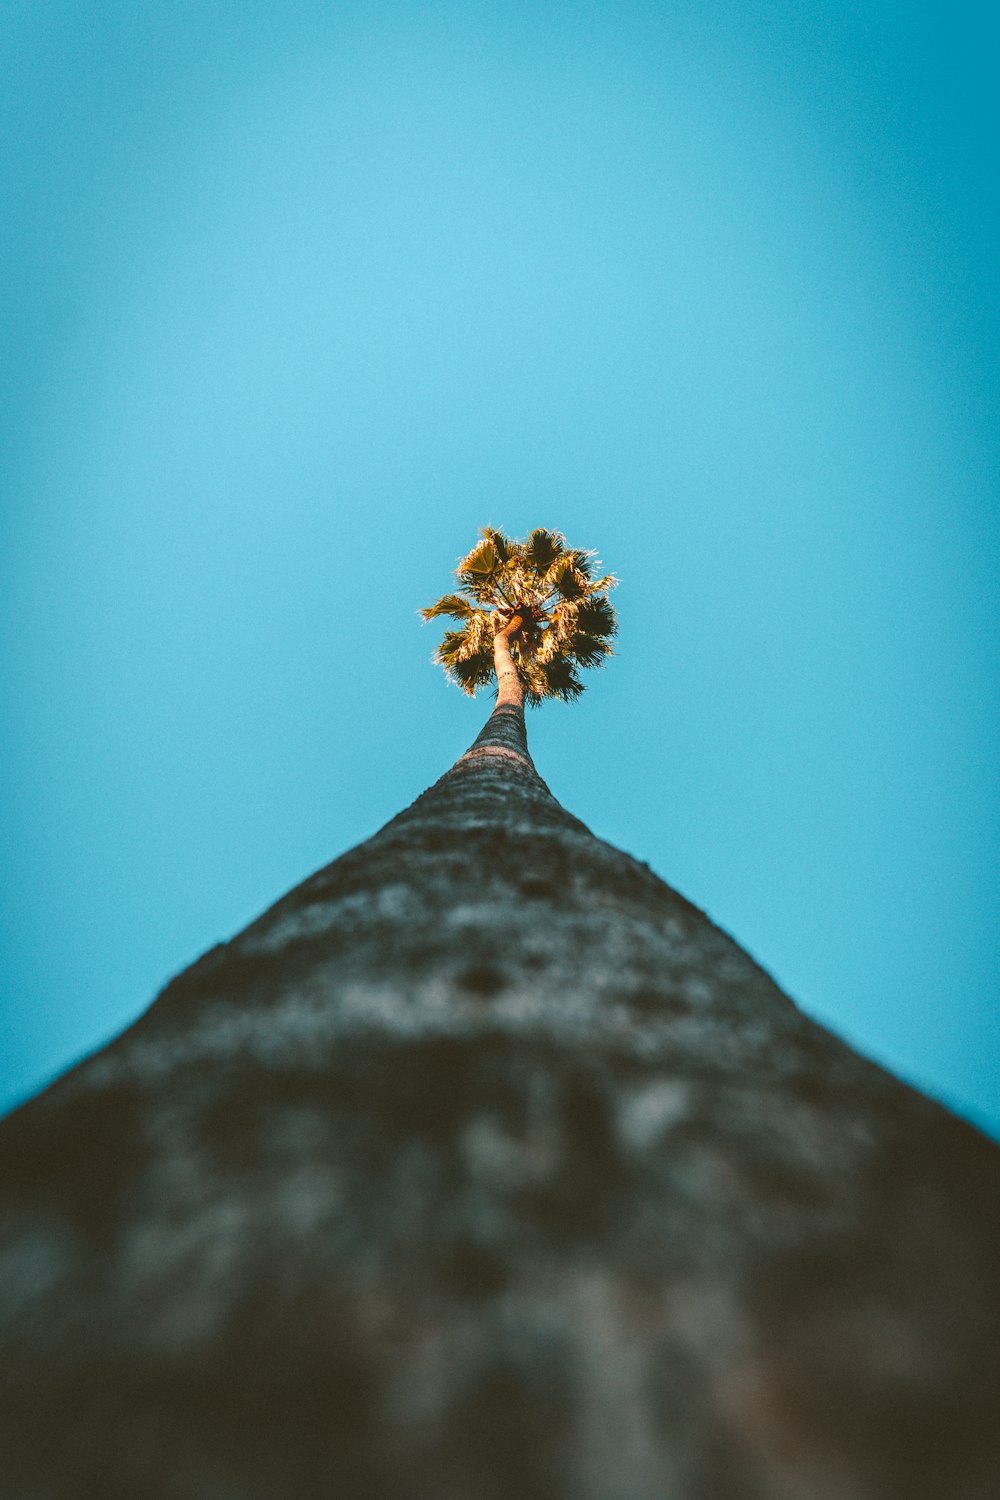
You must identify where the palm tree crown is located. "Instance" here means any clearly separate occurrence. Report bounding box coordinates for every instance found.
[421,526,618,705]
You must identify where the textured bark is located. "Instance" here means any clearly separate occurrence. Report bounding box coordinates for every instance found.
[492,618,525,708]
[1,704,998,1500]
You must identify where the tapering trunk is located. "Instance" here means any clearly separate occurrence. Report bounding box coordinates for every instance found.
[0,706,998,1500]
[492,615,525,708]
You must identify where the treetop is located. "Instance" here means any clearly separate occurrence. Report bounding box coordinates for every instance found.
[421,526,618,705]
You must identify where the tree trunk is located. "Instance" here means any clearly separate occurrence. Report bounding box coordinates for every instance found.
[493,615,525,708]
[0,704,998,1500]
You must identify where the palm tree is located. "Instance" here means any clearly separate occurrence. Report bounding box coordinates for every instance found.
[0,539,998,1500]
[421,526,617,707]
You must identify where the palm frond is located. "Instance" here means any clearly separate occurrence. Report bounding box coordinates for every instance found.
[525,528,565,575]
[575,596,618,637]
[450,649,495,696]
[435,610,488,658]
[434,611,495,696]
[517,656,545,701]
[566,549,595,581]
[547,600,580,640]
[540,657,585,701]
[436,626,474,666]
[550,558,588,601]
[480,526,511,565]
[479,534,509,567]
[567,633,613,668]
[457,536,500,581]
[421,593,477,622]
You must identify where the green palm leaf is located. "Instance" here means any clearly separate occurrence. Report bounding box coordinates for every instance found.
[481,526,513,565]
[551,558,587,600]
[458,537,500,580]
[450,650,495,695]
[420,594,477,621]
[575,596,618,637]
[567,632,613,668]
[540,657,585,701]
[436,626,474,665]
[525,528,565,575]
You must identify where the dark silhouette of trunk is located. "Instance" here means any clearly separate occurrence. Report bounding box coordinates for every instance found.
[1,702,998,1500]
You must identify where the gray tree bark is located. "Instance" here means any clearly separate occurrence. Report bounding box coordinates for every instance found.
[1,703,998,1500]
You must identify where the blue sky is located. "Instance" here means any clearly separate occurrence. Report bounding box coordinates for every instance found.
[2,0,997,1135]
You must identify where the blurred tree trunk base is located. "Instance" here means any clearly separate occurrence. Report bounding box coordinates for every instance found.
[1,706,998,1500]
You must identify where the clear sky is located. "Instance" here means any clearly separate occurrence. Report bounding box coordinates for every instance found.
[2,0,997,1136]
